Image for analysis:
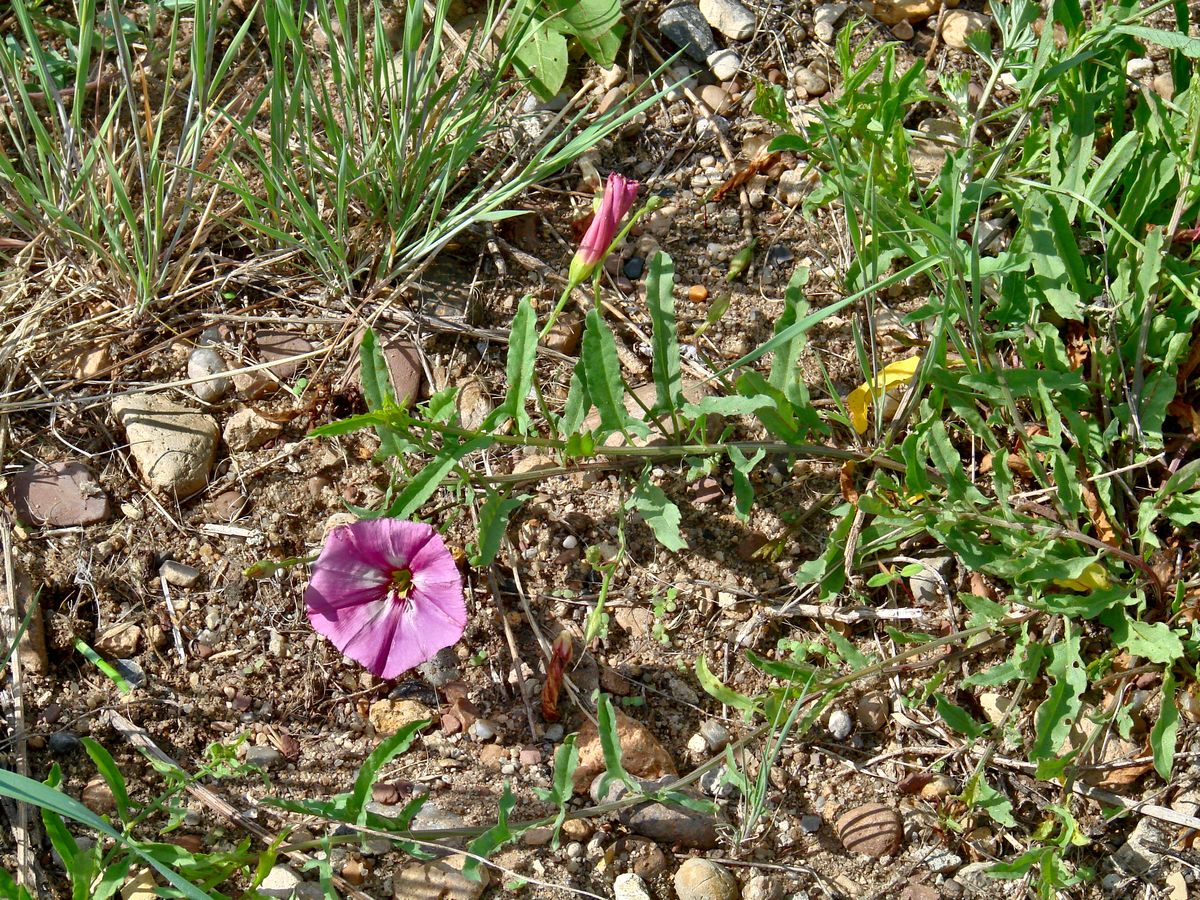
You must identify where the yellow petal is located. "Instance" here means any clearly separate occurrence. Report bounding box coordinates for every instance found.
[1053,562,1110,592]
[847,355,922,434]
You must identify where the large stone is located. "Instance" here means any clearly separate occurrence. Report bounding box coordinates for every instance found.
[873,0,940,25]
[12,461,109,527]
[659,4,718,62]
[392,853,488,900]
[836,803,905,858]
[369,699,435,736]
[674,858,739,900]
[572,709,676,792]
[380,336,424,408]
[187,348,230,403]
[698,0,755,40]
[112,395,218,496]
[620,780,720,849]
[941,10,991,49]
[256,330,314,380]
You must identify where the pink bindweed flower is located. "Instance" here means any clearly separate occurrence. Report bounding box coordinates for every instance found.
[568,172,639,286]
[305,519,466,679]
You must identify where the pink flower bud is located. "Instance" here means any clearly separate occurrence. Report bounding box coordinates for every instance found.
[568,173,639,286]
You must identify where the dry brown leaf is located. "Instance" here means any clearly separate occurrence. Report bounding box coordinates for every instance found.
[712,151,782,203]
[1080,478,1119,547]
[1066,322,1090,370]
[839,460,860,504]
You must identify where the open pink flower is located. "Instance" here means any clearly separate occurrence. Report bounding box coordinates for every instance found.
[568,172,639,286]
[305,519,466,679]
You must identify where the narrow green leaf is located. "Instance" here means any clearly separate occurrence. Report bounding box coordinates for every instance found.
[934,694,989,739]
[1152,671,1179,780]
[645,252,683,418]
[502,296,537,434]
[463,783,521,881]
[80,738,132,824]
[347,720,428,826]
[728,445,765,522]
[383,436,493,519]
[595,695,637,802]
[473,491,527,566]
[359,329,403,458]
[769,266,812,407]
[1115,24,1200,57]
[695,655,759,716]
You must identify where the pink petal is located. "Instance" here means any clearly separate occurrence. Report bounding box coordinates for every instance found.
[304,518,466,679]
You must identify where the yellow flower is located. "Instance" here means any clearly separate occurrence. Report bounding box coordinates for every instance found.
[1052,562,1110,592]
[847,355,922,434]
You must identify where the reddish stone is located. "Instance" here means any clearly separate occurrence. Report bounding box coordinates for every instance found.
[12,461,109,527]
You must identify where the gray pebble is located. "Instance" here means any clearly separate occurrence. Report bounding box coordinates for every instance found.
[246,746,285,769]
[659,4,718,62]
[160,560,201,588]
[113,658,145,688]
[187,348,230,403]
[48,732,81,753]
[799,814,822,833]
[700,718,730,752]
[706,48,740,81]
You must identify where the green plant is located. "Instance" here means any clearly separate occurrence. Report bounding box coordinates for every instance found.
[0,0,254,308]
[513,0,625,101]
[0,737,259,899]
[217,0,657,291]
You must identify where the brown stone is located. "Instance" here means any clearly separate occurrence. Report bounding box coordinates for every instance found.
[3,568,47,675]
[392,853,488,900]
[873,0,940,25]
[380,336,424,408]
[256,330,313,379]
[836,803,905,858]
[572,709,676,792]
[480,744,508,768]
[12,461,109,527]
[82,777,116,814]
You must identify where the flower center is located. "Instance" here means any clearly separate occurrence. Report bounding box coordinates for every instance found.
[389,567,414,603]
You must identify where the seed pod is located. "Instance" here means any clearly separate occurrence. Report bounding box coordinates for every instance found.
[726,239,758,282]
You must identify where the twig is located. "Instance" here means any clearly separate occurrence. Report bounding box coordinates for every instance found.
[104,711,374,900]
[769,602,931,624]
[487,564,538,742]
[157,574,187,665]
[0,521,38,896]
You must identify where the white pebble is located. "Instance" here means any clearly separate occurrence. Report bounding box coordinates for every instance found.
[828,708,853,740]
[562,535,578,550]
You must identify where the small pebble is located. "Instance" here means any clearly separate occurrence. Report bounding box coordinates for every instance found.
[543,724,565,742]
[160,560,201,588]
[891,20,914,40]
[562,534,579,550]
[623,256,645,279]
[113,658,145,688]
[800,814,822,833]
[688,284,709,303]
[828,708,853,740]
[188,348,231,403]
[700,719,730,752]
[48,732,81,753]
